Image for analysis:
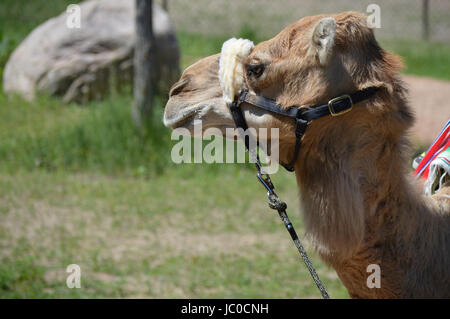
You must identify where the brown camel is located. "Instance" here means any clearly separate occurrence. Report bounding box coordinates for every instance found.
[163,12,450,298]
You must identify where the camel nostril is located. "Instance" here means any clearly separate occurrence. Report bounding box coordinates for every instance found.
[169,77,190,97]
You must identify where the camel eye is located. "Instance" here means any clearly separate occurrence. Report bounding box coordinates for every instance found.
[246,63,265,78]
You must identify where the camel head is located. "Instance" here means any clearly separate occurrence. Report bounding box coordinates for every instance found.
[164,12,417,259]
[164,12,412,169]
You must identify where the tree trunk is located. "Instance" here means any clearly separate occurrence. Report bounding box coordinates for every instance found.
[133,0,156,127]
[422,0,430,41]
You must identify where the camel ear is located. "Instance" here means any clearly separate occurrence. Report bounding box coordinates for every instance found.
[311,17,336,65]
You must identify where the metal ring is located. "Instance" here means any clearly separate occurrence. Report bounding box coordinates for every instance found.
[298,105,311,112]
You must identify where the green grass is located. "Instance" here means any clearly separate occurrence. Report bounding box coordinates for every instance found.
[382,40,450,80]
[0,93,173,175]
[0,0,448,299]
[0,169,349,298]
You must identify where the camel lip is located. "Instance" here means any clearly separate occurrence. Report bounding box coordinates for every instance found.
[163,104,206,129]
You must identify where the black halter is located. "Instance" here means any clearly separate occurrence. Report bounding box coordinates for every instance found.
[228,86,379,171]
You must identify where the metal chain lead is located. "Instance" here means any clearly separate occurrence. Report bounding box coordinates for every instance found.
[254,156,330,299]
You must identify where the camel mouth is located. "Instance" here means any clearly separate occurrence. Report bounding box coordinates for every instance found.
[163,104,205,129]
[163,99,238,138]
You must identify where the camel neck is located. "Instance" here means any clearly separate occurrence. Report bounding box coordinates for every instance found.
[293,132,428,259]
[293,136,449,297]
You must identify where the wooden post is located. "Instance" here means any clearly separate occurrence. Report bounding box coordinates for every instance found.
[422,0,430,41]
[133,0,156,127]
[162,0,168,12]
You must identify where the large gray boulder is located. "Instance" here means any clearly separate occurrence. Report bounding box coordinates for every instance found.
[3,0,180,103]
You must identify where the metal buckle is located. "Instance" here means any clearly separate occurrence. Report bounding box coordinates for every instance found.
[328,95,353,116]
[238,90,248,104]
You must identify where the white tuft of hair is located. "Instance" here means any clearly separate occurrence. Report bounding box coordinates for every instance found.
[218,38,254,104]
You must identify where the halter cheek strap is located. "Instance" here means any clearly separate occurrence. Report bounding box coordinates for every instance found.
[229,86,379,171]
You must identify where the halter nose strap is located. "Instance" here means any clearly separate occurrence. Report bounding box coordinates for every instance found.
[228,86,379,171]
[229,99,250,150]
